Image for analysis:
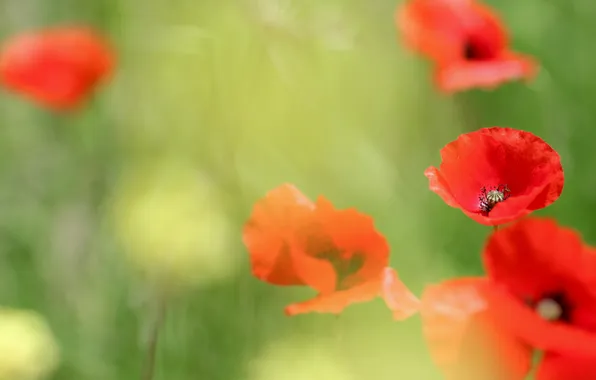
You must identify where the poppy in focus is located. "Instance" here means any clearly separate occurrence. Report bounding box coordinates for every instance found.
[420,218,596,379]
[396,0,538,93]
[0,26,114,110]
[425,127,564,226]
[243,183,420,319]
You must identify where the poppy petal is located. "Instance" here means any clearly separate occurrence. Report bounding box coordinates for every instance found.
[536,354,596,380]
[380,268,420,321]
[435,54,537,93]
[420,277,532,380]
[314,197,390,288]
[285,267,418,318]
[424,167,460,208]
[243,183,316,285]
[484,217,596,345]
[289,245,337,294]
[483,280,596,357]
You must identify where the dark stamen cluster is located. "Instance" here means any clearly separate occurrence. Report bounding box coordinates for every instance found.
[478,184,511,216]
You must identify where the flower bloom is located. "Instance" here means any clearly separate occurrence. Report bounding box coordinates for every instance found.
[0,26,114,110]
[420,218,596,379]
[242,183,420,319]
[425,127,564,226]
[396,0,538,92]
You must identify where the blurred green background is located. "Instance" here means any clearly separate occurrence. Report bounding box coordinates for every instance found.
[0,0,591,379]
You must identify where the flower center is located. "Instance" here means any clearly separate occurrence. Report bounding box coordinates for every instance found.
[462,36,496,61]
[531,292,572,323]
[316,250,364,290]
[478,185,511,216]
[536,298,563,321]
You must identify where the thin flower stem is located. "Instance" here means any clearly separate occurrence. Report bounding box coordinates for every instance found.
[141,297,167,380]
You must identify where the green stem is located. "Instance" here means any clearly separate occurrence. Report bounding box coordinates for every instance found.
[141,298,167,380]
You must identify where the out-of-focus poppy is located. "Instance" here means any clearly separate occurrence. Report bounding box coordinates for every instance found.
[484,218,596,354]
[425,127,564,226]
[0,26,114,110]
[396,0,537,93]
[243,183,420,319]
[536,354,596,380]
[420,218,596,378]
[420,277,533,380]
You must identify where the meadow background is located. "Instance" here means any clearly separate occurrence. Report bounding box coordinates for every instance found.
[0,0,593,379]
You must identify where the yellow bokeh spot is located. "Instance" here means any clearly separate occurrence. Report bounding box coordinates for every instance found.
[248,338,354,380]
[0,308,59,380]
[112,159,237,292]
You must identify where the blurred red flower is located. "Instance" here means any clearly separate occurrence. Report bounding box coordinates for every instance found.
[243,183,419,319]
[420,218,596,378]
[0,26,114,110]
[425,127,563,226]
[396,0,537,92]
[536,355,596,380]
[484,218,596,354]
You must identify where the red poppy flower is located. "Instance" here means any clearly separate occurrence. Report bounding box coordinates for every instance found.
[484,218,596,355]
[420,218,596,378]
[0,26,114,110]
[425,127,564,226]
[396,0,538,92]
[243,183,420,319]
[536,354,596,380]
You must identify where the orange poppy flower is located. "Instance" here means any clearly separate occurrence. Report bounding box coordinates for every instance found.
[243,184,419,319]
[420,277,533,380]
[536,354,596,380]
[0,26,114,110]
[421,218,596,378]
[396,0,538,92]
[425,127,564,226]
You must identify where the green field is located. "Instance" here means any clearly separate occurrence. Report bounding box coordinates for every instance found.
[0,0,592,379]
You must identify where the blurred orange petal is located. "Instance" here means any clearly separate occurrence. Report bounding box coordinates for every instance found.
[243,183,315,286]
[285,267,418,319]
[420,277,532,380]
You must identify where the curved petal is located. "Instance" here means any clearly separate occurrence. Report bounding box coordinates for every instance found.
[380,268,420,321]
[243,183,315,286]
[420,277,532,380]
[483,218,596,332]
[536,354,596,380]
[424,166,460,209]
[284,276,381,316]
[289,245,337,294]
[285,267,418,318]
[314,197,389,288]
[396,0,466,63]
[484,281,596,357]
[435,54,537,93]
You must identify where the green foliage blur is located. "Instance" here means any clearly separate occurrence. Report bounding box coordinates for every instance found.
[0,0,590,379]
